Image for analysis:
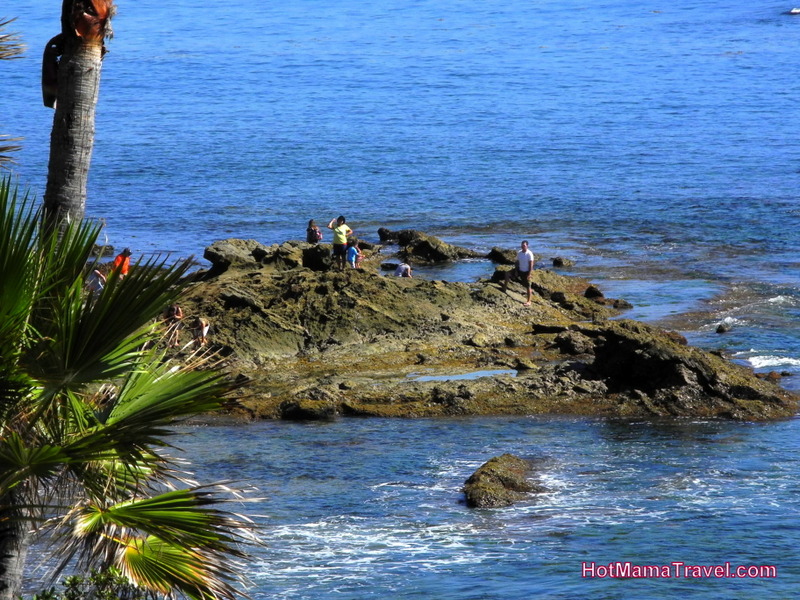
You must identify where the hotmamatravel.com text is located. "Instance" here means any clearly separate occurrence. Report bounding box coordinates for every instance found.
[582,561,777,579]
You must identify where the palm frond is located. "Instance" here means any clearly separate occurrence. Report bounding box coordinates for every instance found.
[62,487,256,600]
[0,178,40,355]
[0,177,256,600]
[0,18,25,60]
[55,351,233,470]
[122,536,243,600]
[0,19,25,167]
[0,135,23,168]
[0,431,70,493]
[75,488,252,550]
[29,256,194,394]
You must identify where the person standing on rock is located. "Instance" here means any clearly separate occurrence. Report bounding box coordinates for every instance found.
[328,216,353,271]
[162,303,184,347]
[346,239,363,269]
[503,240,535,306]
[111,247,132,279]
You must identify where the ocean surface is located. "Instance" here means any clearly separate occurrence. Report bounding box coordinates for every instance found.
[5,0,800,597]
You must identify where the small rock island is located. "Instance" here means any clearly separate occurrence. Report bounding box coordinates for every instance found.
[176,232,798,422]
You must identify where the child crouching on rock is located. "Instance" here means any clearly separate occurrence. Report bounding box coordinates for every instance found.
[191,317,211,348]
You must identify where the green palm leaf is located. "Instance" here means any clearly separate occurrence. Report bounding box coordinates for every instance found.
[59,488,255,600]
[122,536,243,600]
[0,178,257,600]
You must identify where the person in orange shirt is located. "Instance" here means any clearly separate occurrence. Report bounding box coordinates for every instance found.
[112,247,132,278]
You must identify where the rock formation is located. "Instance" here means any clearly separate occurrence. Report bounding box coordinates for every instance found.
[175,234,798,421]
[463,454,547,508]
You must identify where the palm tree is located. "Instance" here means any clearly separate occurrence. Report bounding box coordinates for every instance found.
[42,0,115,227]
[0,17,24,168]
[0,177,255,600]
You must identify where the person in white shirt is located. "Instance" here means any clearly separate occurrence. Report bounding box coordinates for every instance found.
[503,240,535,306]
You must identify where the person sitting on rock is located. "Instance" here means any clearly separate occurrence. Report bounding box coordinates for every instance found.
[394,262,413,278]
[327,216,353,271]
[503,240,535,306]
[85,268,107,298]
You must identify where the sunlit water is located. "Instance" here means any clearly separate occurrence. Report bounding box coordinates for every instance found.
[6,0,800,596]
[173,417,800,599]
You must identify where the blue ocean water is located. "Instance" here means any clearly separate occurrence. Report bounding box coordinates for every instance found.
[175,416,800,600]
[5,1,800,597]
[5,0,800,384]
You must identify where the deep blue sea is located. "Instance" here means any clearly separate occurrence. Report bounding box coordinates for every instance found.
[6,1,800,597]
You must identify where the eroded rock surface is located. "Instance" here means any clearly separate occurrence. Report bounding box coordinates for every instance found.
[463,454,547,508]
[178,236,798,421]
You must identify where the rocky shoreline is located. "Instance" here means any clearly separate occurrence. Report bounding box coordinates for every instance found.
[174,233,799,422]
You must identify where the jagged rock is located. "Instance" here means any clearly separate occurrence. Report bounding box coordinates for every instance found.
[393,230,482,263]
[204,238,270,274]
[91,244,114,257]
[302,243,334,272]
[576,320,791,417]
[466,333,492,348]
[552,257,575,268]
[613,298,634,310]
[487,247,516,265]
[279,399,338,420]
[514,357,538,371]
[584,285,605,301]
[378,227,400,242]
[463,454,547,508]
[755,371,783,382]
[259,242,305,271]
[554,330,595,355]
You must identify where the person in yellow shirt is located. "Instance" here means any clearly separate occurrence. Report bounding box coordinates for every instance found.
[327,216,353,271]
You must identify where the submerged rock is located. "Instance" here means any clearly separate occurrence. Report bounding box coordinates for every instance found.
[552,257,575,268]
[463,454,547,508]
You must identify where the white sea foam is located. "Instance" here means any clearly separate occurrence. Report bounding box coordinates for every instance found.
[767,295,799,306]
[745,355,800,369]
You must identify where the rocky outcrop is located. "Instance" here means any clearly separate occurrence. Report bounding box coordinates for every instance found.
[176,238,799,422]
[397,230,483,263]
[552,257,574,268]
[487,247,517,265]
[463,454,547,508]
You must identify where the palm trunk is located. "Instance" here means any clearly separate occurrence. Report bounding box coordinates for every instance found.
[0,491,33,600]
[43,36,103,228]
[42,0,114,230]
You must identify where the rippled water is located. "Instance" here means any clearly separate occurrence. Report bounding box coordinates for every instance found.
[177,417,800,599]
[6,0,800,385]
[6,1,800,596]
